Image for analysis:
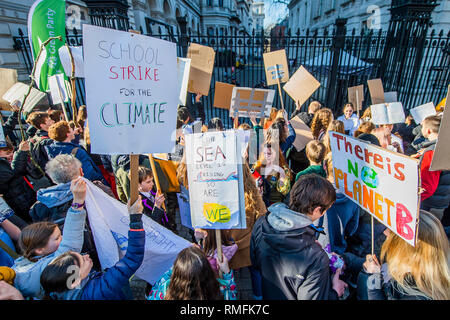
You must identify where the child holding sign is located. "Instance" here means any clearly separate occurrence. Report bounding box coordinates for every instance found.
[358,210,450,300]
[137,166,167,227]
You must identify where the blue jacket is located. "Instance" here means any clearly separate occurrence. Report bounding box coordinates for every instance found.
[280,123,296,157]
[49,217,145,300]
[80,227,145,300]
[13,207,86,299]
[319,190,359,255]
[45,141,106,184]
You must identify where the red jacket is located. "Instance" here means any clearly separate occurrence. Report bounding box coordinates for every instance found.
[420,149,441,201]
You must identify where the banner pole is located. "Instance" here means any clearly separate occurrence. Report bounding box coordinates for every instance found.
[129,154,140,205]
[64,44,79,127]
[216,229,223,279]
[356,90,360,119]
[56,82,70,122]
[371,215,374,256]
[148,154,167,212]
[275,65,285,111]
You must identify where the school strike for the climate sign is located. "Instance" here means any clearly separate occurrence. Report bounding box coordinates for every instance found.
[329,132,420,246]
[82,24,178,155]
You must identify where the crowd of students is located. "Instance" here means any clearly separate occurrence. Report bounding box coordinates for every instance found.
[0,92,449,301]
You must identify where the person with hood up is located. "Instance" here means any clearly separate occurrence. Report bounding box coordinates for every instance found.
[29,154,100,270]
[250,174,348,300]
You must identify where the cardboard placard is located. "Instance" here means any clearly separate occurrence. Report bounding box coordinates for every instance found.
[213,81,235,110]
[290,115,314,151]
[430,85,450,171]
[347,85,364,111]
[263,49,289,85]
[2,82,47,117]
[187,43,215,96]
[0,68,18,110]
[409,102,436,125]
[177,57,191,106]
[185,130,246,229]
[48,73,69,104]
[283,65,320,108]
[329,131,420,246]
[384,91,398,103]
[367,78,385,105]
[371,102,405,125]
[83,24,178,155]
[229,87,275,118]
[58,46,84,78]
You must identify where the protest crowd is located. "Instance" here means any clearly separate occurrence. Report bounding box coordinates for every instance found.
[0,31,449,302]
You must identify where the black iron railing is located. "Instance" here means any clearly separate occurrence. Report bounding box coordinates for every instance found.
[12,25,450,129]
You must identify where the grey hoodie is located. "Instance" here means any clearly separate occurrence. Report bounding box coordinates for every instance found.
[267,202,312,232]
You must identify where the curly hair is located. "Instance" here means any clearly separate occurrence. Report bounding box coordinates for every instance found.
[310,108,333,140]
[48,121,70,142]
[165,246,222,300]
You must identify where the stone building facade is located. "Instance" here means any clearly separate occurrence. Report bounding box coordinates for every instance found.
[287,0,450,35]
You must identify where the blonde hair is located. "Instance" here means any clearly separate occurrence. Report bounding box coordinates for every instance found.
[380,210,450,300]
[305,140,326,164]
[323,120,345,154]
[176,153,189,189]
[310,108,333,140]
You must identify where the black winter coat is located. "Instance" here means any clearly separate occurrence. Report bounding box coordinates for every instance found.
[250,213,338,300]
[0,151,36,222]
[357,270,429,300]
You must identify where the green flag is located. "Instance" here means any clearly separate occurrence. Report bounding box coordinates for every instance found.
[27,0,66,92]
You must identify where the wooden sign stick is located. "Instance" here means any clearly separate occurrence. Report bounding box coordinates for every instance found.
[276,65,285,111]
[371,216,374,256]
[129,154,140,205]
[64,44,79,127]
[56,81,70,121]
[148,154,167,212]
[216,229,223,279]
[356,90,360,119]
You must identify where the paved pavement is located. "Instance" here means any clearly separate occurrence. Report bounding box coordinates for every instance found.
[130,208,255,300]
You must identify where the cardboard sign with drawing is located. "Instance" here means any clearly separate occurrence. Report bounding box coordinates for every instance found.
[229,87,275,118]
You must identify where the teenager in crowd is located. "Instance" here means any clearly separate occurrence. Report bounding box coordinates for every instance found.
[0,141,36,223]
[29,154,100,269]
[295,140,327,181]
[266,110,296,158]
[252,141,292,207]
[148,246,237,300]
[311,108,334,141]
[337,103,360,136]
[323,120,345,155]
[291,100,322,127]
[414,115,450,220]
[12,177,87,299]
[250,174,347,299]
[45,121,107,185]
[137,166,167,227]
[39,196,145,300]
[358,210,450,300]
